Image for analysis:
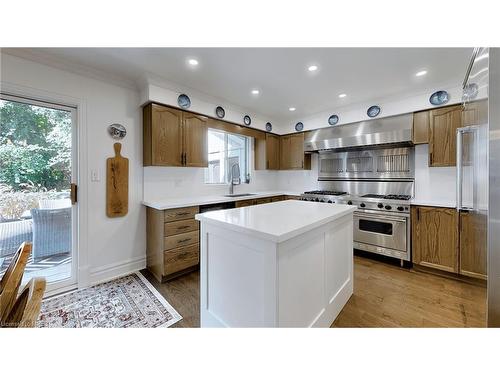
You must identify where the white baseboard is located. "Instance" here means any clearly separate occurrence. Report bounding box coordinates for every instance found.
[88,255,146,286]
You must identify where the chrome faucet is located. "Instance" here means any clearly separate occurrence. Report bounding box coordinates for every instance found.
[229,163,241,195]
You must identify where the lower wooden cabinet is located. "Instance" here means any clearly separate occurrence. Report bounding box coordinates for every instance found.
[235,195,284,208]
[412,205,487,280]
[146,206,200,282]
[459,211,487,279]
[411,206,458,273]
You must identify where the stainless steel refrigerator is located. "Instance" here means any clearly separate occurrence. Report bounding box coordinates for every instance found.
[488,48,500,327]
[458,48,491,324]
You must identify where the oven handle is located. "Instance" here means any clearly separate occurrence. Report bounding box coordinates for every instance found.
[353,212,408,223]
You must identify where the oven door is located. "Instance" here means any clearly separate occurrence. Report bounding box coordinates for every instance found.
[353,211,407,252]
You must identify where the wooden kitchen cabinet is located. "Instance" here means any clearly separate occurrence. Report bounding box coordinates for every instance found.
[459,211,487,279]
[280,133,311,170]
[255,133,280,170]
[412,110,429,144]
[183,112,208,167]
[462,99,487,127]
[411,206,458,273]
[143,103,208,167]
[428,104,463,167]
[146,205,200,282]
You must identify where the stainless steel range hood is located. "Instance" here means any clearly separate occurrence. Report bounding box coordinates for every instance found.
[304,113,414,151]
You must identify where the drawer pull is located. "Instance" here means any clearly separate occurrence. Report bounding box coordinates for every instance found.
[177,212,189,216]
[178,238,191,244]
[177,225,190,230]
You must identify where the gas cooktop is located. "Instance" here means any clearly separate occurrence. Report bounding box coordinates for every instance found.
[303,190,348,196]
[361,194,412,200]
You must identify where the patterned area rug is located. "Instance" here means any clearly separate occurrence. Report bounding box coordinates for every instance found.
[37,272,182,328]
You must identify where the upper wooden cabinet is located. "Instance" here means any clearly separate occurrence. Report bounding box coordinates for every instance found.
[182,112,208,167]
[411,206,458,273]
[143,103,208,167]
[412,110,430,144]
[462,99,488,127]
[280,133,311,170]
[428,104,463,167]
[255,133,280,170]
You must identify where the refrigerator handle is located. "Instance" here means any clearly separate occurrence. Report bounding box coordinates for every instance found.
[456,128,463,211]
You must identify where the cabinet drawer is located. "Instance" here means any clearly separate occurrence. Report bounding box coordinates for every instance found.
[235,199,255,208]
[271,195,284,202]
[164,206,199,222]
[164,219,199,236]
[164,244,199,275]
[164,230,199,250]
[254,197,272,205]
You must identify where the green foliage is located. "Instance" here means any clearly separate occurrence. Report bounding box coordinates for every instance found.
[0,100,71,191]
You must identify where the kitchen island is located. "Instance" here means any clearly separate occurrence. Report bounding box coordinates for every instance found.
[195,200,356,327]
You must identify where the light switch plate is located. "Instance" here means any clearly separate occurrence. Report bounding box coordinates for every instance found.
[91,169,100,182]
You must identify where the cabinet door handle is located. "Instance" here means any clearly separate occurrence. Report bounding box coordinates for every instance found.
[267,160,269,169]
[417,207,420,221]
[429,152,433,165]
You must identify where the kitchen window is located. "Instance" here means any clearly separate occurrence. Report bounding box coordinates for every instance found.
[204,129,251,184]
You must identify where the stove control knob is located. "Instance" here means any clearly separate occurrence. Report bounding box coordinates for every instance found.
[328,200,333,203]
[397,206,404,211]
[360,203,366,208]
[385,205,392,210]
[347,201,353,205]
[315,198,320,202]
[377,203,384,208]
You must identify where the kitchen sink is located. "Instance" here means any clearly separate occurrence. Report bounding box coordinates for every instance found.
[223,193,257,197]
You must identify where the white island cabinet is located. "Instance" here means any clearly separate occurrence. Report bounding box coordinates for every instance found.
[195,200,356,328]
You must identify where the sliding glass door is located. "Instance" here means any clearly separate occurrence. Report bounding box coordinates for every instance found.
[0,94,78,292]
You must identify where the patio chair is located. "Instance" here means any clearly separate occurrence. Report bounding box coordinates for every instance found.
[31,208,71,260]
[0,220,33,258]
[38,198,71,209]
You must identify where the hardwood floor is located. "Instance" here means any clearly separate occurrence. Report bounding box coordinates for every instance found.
[142,255,487,328]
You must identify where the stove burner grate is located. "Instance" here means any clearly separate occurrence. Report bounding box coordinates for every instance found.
[303,190,348,196]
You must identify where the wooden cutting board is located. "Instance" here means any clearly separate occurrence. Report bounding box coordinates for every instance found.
[106,142,129,217]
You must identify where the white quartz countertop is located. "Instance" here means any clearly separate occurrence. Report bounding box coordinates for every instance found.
[410,199,456,208]
[142,191,302,210]
[195,200,356,243]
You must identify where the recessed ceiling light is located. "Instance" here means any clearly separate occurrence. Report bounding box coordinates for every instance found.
[289,107,296,111]
[308,65,318,72]
[415,70,427,77]
[251,89,260,95]
[188,59,199,66]
[338,93,347,98]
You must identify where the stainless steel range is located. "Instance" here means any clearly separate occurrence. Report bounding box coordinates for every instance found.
[300,145,414,263]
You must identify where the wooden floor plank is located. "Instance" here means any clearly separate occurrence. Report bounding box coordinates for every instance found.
[142,255,487,328]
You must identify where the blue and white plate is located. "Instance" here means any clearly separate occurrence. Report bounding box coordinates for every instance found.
[265,122,272,132]
[367,105,381,118]
[177,94,191,109]
[429,90,449,106]
[215,106,225,118]
[243,115,251,126]
[328,114,339,126]
[295,122,304,131]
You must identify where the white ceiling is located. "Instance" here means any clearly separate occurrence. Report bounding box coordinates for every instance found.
[12,48,472,121]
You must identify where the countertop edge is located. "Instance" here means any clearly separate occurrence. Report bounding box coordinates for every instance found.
[410,199,456,209]
[142,191,302,210]
[195,205,356,243]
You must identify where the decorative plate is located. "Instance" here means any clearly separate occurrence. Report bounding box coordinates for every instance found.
[429,90,449,106]
[328,114,339,126]
[177,94,191,109]
[108,123,127,139]
[215,106,225,118]
[265,122,272,132]
[295,122,304,131]
[243,115,251,126]
[462,83,479,101]
[367,105,381,118]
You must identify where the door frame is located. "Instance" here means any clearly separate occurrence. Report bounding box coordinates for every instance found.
[1,82,90,296]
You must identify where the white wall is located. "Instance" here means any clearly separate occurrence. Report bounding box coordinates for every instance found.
[277,85,464,134]
[143,83,284,133]
[414,144,456,205]
[1,52,145,286]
